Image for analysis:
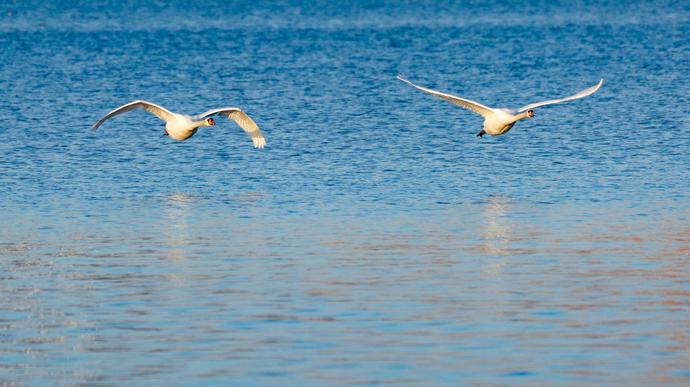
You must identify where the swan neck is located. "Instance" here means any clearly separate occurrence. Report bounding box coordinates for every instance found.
[514,111,531,122]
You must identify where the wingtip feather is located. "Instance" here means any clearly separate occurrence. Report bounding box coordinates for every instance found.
[253,137,266,149]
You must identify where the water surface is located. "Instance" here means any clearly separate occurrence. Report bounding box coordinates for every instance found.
[1,1,689,385]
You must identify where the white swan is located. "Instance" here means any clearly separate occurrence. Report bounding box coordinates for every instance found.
[92,100,266,148]
[397,75,603,137]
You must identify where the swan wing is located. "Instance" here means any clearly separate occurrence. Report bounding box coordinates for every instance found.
[518,79,604,112]
[196,108,266,149]
[397,75,494,117]
[92,100,176,130]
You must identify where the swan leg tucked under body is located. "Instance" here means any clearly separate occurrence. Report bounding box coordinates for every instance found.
[397,75,603,137]
[92,100,266,148]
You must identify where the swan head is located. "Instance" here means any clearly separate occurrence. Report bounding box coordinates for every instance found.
[205,118,215,126]
[527,110,535,118]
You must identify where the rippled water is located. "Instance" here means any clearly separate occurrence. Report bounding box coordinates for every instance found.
[1,1,689,385]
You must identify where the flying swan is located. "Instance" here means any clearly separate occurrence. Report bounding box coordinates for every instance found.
[397,75,603,137]
[92,100,266,148]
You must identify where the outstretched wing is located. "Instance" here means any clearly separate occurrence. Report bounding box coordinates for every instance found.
[518,79,604,112]
[92,100,176,130]
[397,75,495,117]
[195,108,266,149]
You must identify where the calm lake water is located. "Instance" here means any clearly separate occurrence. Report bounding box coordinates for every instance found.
[1,1,689,385]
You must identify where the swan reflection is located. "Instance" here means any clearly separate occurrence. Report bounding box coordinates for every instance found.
[161,193,198,261]
[481,196,513,275]
[482,196,513,254]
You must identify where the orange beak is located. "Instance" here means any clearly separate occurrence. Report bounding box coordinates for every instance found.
[208,118,215,125]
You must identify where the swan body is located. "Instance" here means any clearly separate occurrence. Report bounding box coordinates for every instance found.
[92,100,266,148]
[397,75,603,137]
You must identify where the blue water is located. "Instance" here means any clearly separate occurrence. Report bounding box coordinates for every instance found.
[1,1,689,385]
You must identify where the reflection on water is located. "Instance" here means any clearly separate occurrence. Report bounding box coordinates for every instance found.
[161,193,196,261]
[2,202,689,384]
[481,196,513,278]
[166,193,197,204]
[481,196,513,254]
